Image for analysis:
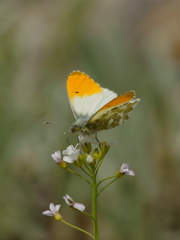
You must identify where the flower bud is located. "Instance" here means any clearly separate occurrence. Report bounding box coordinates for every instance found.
[99,142,110,155]
[86,155,94,165]
[82,142,92,153]
[115,170,124,178]
[58,161,67,169]
[92,148,99,160]
[78,154,86,163]
[97,152,104,162]
[74,159,83,167]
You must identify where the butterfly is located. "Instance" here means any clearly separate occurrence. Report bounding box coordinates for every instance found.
[67,71,140,136]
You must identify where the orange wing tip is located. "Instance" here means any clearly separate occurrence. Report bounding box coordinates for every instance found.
[100,90,137,110]
[68,70,90,78]
[122,90,135,98]
[67,70,91,83]
[67,71,102,98]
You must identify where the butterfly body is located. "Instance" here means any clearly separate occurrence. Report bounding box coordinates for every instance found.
[67,71,140,135]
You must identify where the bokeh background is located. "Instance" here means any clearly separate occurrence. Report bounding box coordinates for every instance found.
[1,0,180,239]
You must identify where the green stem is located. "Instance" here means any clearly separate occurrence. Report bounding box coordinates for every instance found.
[97,178,118,197]
[92,169,99,240]
[95,156,104,175]
[81,211,95,220]
[67,168,92,186]
[84,163,93,173]
[97,175,116,186]
[80,166,93,179]
[61,219,94,239]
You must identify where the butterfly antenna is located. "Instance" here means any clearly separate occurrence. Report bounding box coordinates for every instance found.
[66,133,72,145]
[44,121,71,126]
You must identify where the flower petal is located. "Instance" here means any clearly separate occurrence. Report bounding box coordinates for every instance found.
[78,134,92,144]
[86,155,93,164]
[51,150,62,163]
[120,163,130,171]
[42,210,54,216]
[55,150,61,158]
[68,150,80,160]
[63,145,76,155]
[66,194,74,203]
[63,194,74,205]
[120,163,135,176]
[63,156,74,163]
[55,204,61,212]
[74,143,80,149]
[125,169,135,176]
[51,153,57,161]
[49,203,55,213]
[73,202,85,212]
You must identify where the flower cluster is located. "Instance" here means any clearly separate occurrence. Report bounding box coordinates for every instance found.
[51,139,135,179]
[43,134,135,240]
[51,140,121,167]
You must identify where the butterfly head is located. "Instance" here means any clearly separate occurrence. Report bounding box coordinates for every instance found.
[69,123,90,135]
[69,124,81,134]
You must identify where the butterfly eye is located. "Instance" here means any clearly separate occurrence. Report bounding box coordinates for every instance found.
[70,125,81,133]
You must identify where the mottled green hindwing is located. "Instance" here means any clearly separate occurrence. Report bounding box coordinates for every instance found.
[86,99,140,133]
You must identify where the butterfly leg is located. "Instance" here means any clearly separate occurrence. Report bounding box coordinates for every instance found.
[66,133,72,145]
[93,133,102,145]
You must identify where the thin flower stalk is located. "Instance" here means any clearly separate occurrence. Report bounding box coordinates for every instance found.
[97,178,118,197]
[92,168,99,240]
[81,211,95,220]
[97,175,117,186]
[67,168,93,186]
[61,219,94,239]
[80,166,93,179]
[95,156,105,175]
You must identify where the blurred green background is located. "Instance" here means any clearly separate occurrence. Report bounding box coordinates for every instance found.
[1,0,180,239]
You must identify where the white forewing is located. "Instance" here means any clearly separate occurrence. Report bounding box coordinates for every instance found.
[100,88,118,107]
[70,88,117,126]
[70,92,103,124]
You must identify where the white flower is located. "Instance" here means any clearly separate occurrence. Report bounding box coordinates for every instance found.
[86,155,93,164]
[78,134,92,144]
[42,203,62,220]
[63,194,85,212]
[51,150,62,163]
[51,150,67,168]
[62,144,80,155]
[120,163,135,176]
[63,144,80,163]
